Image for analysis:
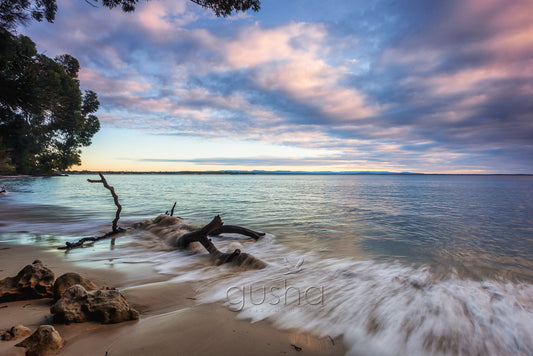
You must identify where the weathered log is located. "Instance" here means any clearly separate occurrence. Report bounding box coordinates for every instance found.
[175,215,223,251]
[174,216,241,263]
[210,225,265,240]
[175,215,266,268]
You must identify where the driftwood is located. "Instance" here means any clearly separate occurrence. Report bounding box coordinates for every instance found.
[175,215,239,263]
[58,229,125,250]
[59,173,125,250]
[165,202,177,217]
[210,225,265,240]
[57,175,266,267]
[87,173,122,232]
[175,215,266,268]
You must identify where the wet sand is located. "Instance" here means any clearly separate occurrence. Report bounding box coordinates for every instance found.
[0,243,344,355]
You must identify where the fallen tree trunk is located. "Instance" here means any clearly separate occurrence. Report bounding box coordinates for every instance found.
[175,215,241,264]
[175,215,266,268]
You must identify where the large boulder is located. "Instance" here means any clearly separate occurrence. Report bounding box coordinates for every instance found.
[0,260,55,302]
[53,272,99,300]
[50,284,139,324]
[0,324,32,341]
[15,325,63,355]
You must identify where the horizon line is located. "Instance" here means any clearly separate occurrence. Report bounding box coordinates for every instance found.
[64,170,533,176]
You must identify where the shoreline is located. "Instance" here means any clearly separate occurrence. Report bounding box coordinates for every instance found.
[0,243,345,355]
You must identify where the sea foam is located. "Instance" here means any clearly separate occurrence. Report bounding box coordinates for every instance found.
[66,224,533,356]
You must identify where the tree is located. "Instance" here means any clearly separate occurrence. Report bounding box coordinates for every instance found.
[0,28,100,174]
[0,0,261,174]
[0,0,56,30]
[0,0,261,29]
[0,137,15,174]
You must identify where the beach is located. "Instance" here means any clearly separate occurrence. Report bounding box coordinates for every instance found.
[1,174,532,355]
[0,243,344,355]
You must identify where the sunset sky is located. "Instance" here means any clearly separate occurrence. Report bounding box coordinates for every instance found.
[19,0,533,173]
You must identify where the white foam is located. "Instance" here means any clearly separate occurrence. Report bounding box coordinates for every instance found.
[63,227,533,356]
[194,257,533,355]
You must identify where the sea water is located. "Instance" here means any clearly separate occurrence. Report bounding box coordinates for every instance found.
[1,174,532,355]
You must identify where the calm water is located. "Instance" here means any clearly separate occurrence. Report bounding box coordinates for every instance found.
[1,174,532,355]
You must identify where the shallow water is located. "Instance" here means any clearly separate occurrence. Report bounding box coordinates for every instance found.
[1,174,532,355]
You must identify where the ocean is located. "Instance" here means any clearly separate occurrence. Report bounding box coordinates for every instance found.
[1,174,532,355]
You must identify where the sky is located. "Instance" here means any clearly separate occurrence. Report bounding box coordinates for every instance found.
[18,0,533,173]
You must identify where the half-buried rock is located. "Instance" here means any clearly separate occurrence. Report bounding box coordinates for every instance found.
[1,324,32,341]
[0,260,55,302]
[51,284,139,324]
[53,272,99,300]
[15,325,63,355]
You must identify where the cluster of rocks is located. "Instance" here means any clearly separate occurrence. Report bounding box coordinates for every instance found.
[1,324,63,355]
[0,260,139,355]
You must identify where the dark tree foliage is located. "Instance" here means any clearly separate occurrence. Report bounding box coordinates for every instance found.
[0,0,57,30]
[96,0,261,17]
[0,0,261,174]
[189,0,260,17]
[1,0,261,28]
[0,29,100,174]
[0,137,15,174]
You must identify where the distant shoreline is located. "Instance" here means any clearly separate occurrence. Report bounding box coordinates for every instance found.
[68,170,533,176]
[2,171,533,177]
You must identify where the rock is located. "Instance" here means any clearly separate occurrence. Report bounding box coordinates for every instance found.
[1,324,32,341]
[15,325,63,355]
[53,272,99,300]
[0,260,55,302]
[51,284,139,324]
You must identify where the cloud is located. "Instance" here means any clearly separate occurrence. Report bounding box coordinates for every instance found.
[222,22,377,121]
[345,0,533,170]
[18,0,533,173]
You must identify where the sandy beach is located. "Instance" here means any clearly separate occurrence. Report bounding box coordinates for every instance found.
[0,243,344,355]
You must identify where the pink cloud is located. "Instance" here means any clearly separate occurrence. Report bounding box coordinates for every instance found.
[222,23,377,120]
[78,68,152,96]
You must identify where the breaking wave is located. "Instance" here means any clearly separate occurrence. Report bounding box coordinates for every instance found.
[63,217,533,356]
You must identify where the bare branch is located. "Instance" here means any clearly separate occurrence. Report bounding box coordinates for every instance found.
[87,172,122,232]
[170,202,176,217]
[84,0,99,8]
